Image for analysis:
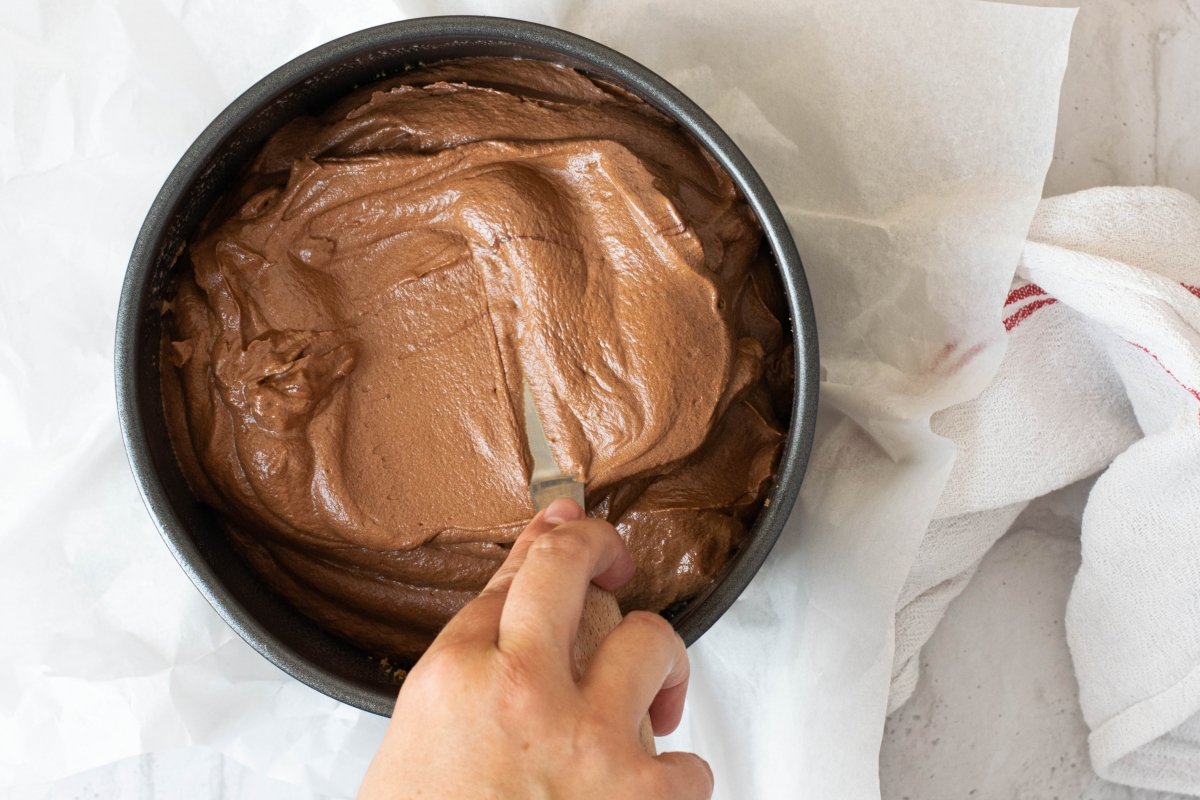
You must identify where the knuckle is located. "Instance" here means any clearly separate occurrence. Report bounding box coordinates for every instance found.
[640,755,711,800]
[638,765,677,799]
[572,518,621,547]
[623,610,675,641]
[409,645,471,693]
[530,528,591,561]
[571,516,619,535]
[568,712,611,753]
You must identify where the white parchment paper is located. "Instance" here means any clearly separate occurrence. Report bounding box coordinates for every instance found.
[0,1,1074,796]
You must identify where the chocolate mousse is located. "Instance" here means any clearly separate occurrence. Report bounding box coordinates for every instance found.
[161,57,793,661]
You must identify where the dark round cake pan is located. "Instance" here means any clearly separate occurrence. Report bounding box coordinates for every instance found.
[114,15,818,717]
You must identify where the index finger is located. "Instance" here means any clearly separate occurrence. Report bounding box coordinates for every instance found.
[428,498,584,653]
[497,516,635,670]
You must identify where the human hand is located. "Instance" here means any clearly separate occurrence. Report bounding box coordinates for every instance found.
[358,498,712,799]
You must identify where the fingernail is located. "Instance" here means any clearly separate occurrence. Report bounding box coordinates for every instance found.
[544,498,583,525]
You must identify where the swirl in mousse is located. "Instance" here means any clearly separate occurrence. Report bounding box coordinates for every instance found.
[161,57,793,662]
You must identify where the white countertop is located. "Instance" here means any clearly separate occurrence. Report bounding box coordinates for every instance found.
[10,0,1199,797]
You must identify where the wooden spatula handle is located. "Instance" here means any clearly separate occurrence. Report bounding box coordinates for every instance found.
[573,585,656,755]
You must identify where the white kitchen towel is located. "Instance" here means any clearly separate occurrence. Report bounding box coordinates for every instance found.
[893,186,1200,796]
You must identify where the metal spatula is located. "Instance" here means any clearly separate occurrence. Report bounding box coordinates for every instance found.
[521,378,656,755]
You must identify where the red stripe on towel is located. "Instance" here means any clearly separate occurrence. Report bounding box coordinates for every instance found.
[1005,284,1046,307]
[1127,341,1200,405]
[1004,298,1058,331]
